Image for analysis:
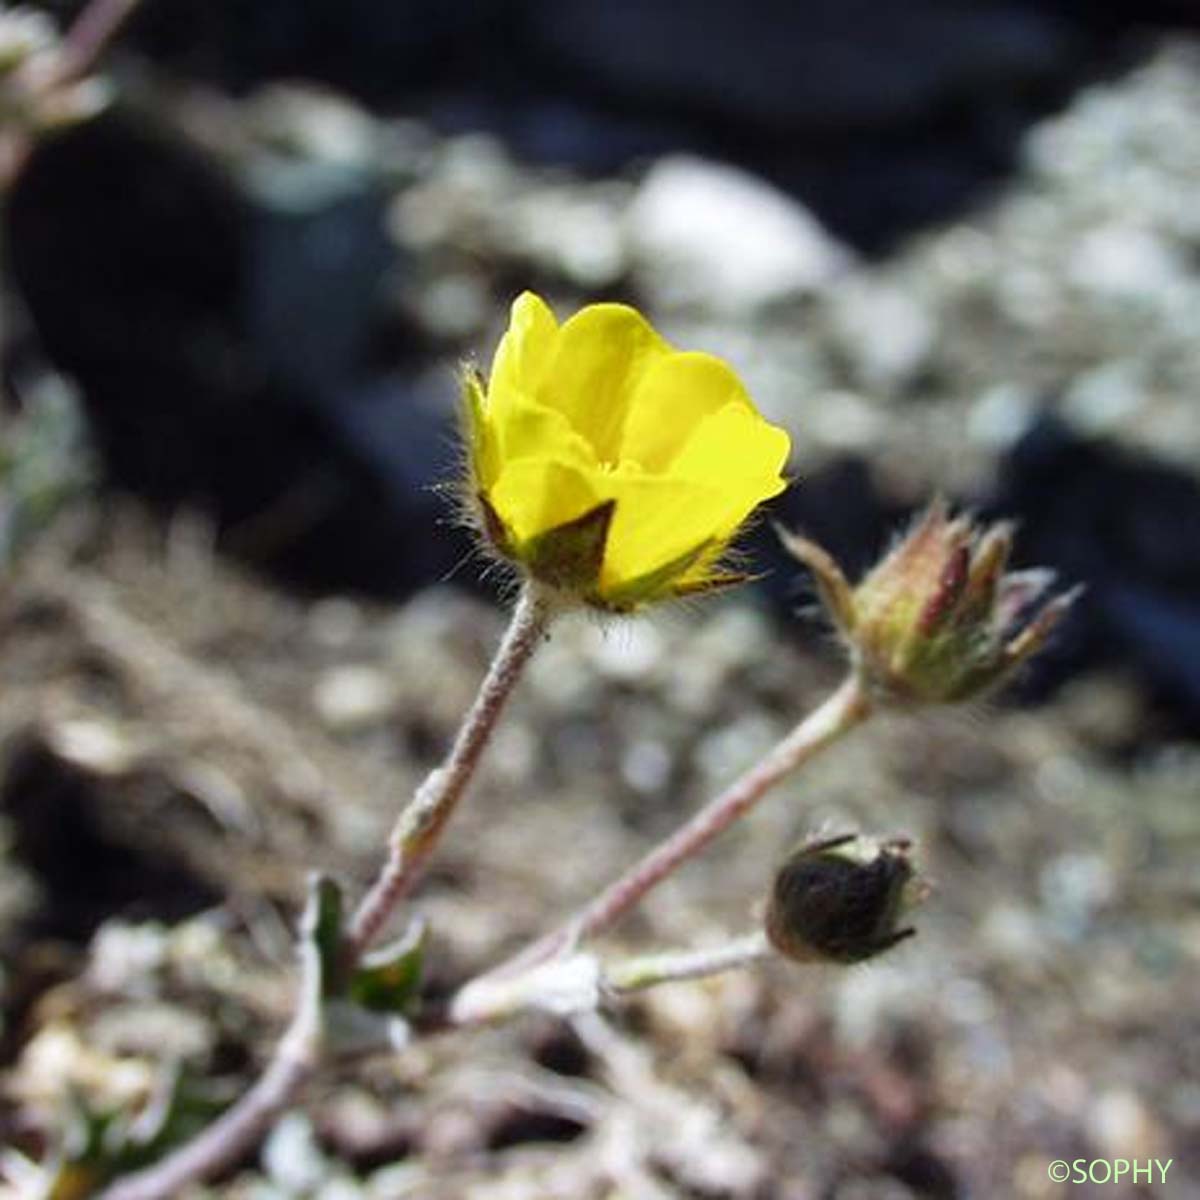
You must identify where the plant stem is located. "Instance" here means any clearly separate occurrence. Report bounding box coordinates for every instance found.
[347,584,553,956]
[450,932,774,1026]
[603,931,771,995]
[100,584,553,1200]
[492,670,871,976]
[101,882,328,1200]
[48,0,145,87]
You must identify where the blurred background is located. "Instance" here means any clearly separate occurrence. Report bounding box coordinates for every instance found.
[1,2,1199,1197]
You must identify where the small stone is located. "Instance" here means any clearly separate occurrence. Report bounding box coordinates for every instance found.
[86,922,169,996]
[1087,1090,1167,1161]
[968,384,1039,450]
[245,84,383,170]
[811,390,884,452]
[978,903,1047,965]
[1039,852,1115,937]
[264,1113,332,1195]
[308,598,364,647]
[11,1024,153,1111]
[695,716,779,783]
[509,185,628,288]
[88,1001,213,1063]
[313,665,398,729]
[621,739,673,795]
[580,621,665,682]
[46,718,137,775]
[415,271,490,339]
[1061,358,1146,435]
[627,155,850,312]
[827,278,935,391]
[1067,223,1185,304]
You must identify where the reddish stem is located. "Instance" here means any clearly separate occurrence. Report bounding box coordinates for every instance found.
[99,585,552,1200]
[493,671,871,977]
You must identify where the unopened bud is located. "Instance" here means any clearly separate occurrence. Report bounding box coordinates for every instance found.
[779,500,1081,704]
[765,833,925,965]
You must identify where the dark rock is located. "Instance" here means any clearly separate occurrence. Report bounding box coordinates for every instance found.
[5,107,471,596]
[110,0,1185,249]
[0,738,221,943]
[127,0,506,99]
[884,1143,960,1200]
[523,1,1077,134]
[984,417,1200,729]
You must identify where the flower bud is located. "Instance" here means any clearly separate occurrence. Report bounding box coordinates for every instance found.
[765,833,924,965]
[779,500,1080,703]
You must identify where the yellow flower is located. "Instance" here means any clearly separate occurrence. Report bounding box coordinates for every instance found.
[464,292,791,610]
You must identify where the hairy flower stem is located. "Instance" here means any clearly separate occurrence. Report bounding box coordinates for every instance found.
[100,584,554,1200]
[491,670,871,978]
[347,584,554,956]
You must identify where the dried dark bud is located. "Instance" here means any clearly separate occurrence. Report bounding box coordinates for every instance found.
[765,833,925,965]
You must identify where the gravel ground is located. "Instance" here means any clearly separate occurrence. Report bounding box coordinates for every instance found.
[3,35,1200,1200]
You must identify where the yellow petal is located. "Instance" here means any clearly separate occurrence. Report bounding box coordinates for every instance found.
[488,456,599,547]
[598,407,788,596]
[490,395,597,479]
[487,292,559,424]
[668,401,791,493]
[619,352,756,472]
[601,538,716,610]
[538,303,672,463]
[599,470,735,590]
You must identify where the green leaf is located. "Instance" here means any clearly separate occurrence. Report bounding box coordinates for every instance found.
[51,1068,227,1195]
[349,920,426,1015]
[302,874,345,999]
